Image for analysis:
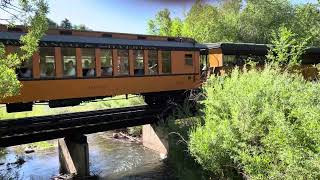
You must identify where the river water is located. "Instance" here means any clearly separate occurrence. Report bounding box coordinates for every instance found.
[0,132,175,179]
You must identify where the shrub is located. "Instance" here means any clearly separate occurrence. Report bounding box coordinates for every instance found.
[189,66,320,179]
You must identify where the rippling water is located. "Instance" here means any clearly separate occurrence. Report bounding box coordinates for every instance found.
[0,132,175,179]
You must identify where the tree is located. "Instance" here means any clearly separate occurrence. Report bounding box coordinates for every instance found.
[147,8,173,36]
[266,26,309,67]
[0,0,49,99]
[290,3,320,46]
[73,24,91,31]
[148,0,320,46]
[60,18,72,29]
[47,18,58,28]
[171,18,183,36]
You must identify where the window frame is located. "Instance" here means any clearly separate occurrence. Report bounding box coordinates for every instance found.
[81,48,96,77]
[39,47,56,79]
[148,50,158,75]
[185,54,193,66]
[133,50,145,76]
[61,47,77,78]
[161,51,171,74]
[11,46,33,79]
[100,48,113,76]
[117,49,129,76]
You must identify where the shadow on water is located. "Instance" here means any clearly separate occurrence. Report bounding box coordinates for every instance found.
[0,132,175,179]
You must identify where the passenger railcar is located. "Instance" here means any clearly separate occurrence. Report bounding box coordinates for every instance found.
[0,25,207,112]
[205,42,320,79]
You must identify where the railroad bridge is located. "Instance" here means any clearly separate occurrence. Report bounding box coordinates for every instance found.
[0,105,183,178]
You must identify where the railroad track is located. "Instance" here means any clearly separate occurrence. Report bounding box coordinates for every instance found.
[0,105,163,147]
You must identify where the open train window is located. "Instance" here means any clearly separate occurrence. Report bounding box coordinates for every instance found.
[185,54,193,66]
[82,48,96,77]
[117,50,129,75]
[61,48,76,77]
[162,51,171,73]
[40,47,55,78]
[148,50,158,75]
[133,50,144,76]
[100,49,113,76]
[12,47,33,79]
[17,58,33,79]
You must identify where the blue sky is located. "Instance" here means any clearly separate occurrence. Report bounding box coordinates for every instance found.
[46,0,318,34]
[0,0,318,34]
[47,0,194,34]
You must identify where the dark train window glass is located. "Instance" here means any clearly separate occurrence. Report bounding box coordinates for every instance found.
[40,47,55,78]
[222,55,262,66]
[185,54,193,66]
[148,50,158,75]
[100,49,113,76]
[82,48,96,77]
[117,50,129,75]
[223,55,237,66]
[13,47,33,79]
[162,51,171,73]
[61,48,76,77]
[134,50,144,76]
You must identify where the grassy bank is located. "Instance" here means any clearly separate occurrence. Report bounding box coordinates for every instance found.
[165,104,213,180]
[0,95,144,120]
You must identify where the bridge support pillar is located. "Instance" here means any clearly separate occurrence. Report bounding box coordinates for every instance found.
[58,134,90,177]
[142,124,169,158]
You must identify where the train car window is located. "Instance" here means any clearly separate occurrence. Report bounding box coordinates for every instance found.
[223,55,249,66]
[12,47,33,79]
[82,48,96,77]
[61,48,76,77]
[185,54,193,66]
[100,49,113,76]
[39,47,55,78]
[148,50,158,75]
[117,49,129,75]
[223,55,237,66]
[162,51,171,73]
[133,50,144,76]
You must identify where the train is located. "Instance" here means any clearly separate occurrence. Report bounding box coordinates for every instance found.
[0,25,319,112]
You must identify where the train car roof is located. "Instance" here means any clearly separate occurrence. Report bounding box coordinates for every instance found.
[0,31,207,50]
[205,42,320,56]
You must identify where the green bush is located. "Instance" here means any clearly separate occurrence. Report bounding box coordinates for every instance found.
[189,66,320,179]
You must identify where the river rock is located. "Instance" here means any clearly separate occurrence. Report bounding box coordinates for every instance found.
[24,147,35,154]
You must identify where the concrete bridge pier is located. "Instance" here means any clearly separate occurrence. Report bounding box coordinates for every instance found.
[142,124,169,159]
[58,134,90,177]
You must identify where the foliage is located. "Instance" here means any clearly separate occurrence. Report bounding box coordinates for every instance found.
[147,0,320,45]
[147,8,183,36]
[73,24,91,31]
[166,103,213,180]
[189,65,320,179]
[266,26,309,67]
[47,18,58,28]
[59,18,72,29]
[0,0,49,99]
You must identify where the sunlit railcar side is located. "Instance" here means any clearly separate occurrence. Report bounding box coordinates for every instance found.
[0,25,207,112]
